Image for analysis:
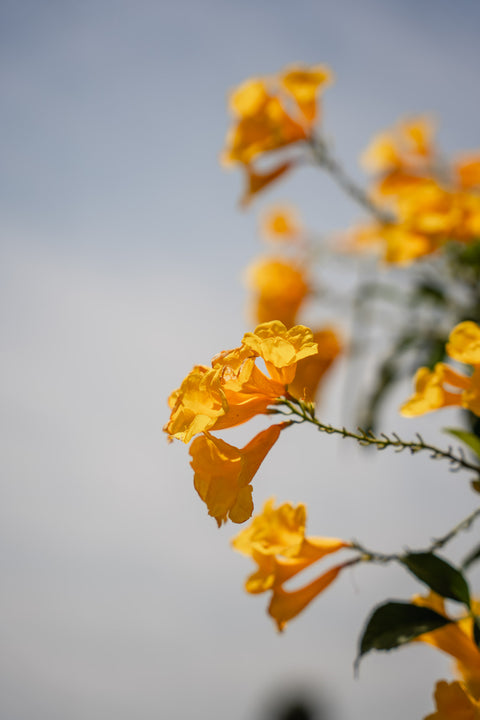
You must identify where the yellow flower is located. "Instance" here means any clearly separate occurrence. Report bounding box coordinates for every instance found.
[242,321,318,384]
[455,154,480,190]
[232,499,350,630]
[260,205,301,242]
[222,64,333,202]
[289,327,342,402]
[401,321,480,418]
[280,64,332,124]
[414,593,480,700]
[246,257,310,328]
[164,365,228,443]
[190,425,288,527]
[361,116,435,174]
[425,681,480,720]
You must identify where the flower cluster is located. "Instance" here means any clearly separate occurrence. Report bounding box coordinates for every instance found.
[232,498,351,631]
[350,117,480,264]
[222,64,332,204]
[401,321,480,418]
[164,321,318,525]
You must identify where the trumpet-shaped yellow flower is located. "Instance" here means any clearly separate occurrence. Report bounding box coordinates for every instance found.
[246,257,310,328]
[232,499,350,630]
[223,64,333,202]
[242,321,318,384]
[401,321,480,418]
[289,327,342,402]
[164,365,227,443]
[190,425,288,527]
[425,681,480,720]
[414,593,480,700]
[280,64,332,124]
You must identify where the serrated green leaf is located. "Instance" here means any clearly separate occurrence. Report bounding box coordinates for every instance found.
[401,552,471,607]
[355,601,452,672]
[444,428,480,460]
[462,543,480,572]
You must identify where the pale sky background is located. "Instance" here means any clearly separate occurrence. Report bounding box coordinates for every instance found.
[2,1,480,719]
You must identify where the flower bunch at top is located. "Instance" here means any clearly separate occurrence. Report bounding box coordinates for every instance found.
[232,498,351,631]
[222,64,332,205]
[350,116,480,264]
[401,320,480,418]
[164,321,318,526]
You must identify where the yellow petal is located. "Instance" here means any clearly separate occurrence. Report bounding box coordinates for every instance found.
[447,321,480,365]
[424,680,480,720]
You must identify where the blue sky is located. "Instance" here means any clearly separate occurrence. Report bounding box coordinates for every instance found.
[1,2,480,718]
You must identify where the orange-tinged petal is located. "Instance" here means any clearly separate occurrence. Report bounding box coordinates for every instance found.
[268,564,344,632]
[280,64,333,124]
[229,78,269,117]
[190,424,287,526]
[240,162,294,207]
[232,498,307,557]
[455,154,480,190]
[447,321,480,365]
[425,681,480,720]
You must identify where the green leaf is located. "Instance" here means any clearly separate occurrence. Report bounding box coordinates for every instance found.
[355,601,452,672]
[462,543,480,572]
[474,616,480,650]
[400,552,471,607]
[444,428,480,460]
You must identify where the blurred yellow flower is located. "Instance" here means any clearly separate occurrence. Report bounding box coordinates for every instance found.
[401,321,480,418]
[246,257,310,328]
[361,116,435,174]
[232,499,350,630]
[260,205,301,241]
[289,327,342,402]
[425,680,480,720]
[189,424,288,527]
[223,64,333,202]
[242,320,318,384]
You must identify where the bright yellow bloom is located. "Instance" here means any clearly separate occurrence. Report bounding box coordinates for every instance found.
[289,327,342,402]
[246,257,310,328]
[242,321,318,384]
[414,593,480,700]
[164,365,228,443]
[190,424,288,527]
[425,681,480,720]
[455,154,480,190]
[401,321,480,418]
[232,499,350,630]
[260,205,301,241]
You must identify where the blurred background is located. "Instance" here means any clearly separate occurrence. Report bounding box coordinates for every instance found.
[1,1,480,718]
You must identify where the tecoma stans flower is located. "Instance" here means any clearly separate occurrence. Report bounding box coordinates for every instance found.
[414,593,480,700]
[289,327,342,402]
[189,424,289,527]
[246,257,310,328]
[164,322,318,443]
[425,681,480,720]
[361,116,435,175]
[222,64,332,202]
[401,321,480,418]
[242,321,318,385]
[232,499,351,630]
